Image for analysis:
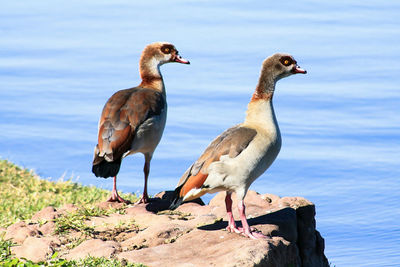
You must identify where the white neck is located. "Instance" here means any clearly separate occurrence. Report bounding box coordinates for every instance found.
[145,58,162,77]
[244,99,280,135]
[139,58,165,93]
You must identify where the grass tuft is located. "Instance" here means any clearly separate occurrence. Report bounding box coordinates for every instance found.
[157,210,194,220]
[54,205,127,237]
[0,159,144,266]
[0,160,137,227]
[0,238,145,266]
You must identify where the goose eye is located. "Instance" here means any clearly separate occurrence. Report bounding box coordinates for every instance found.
[161,45,173,54]
[280,56,293,66]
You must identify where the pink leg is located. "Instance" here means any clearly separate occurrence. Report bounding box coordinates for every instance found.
[107,176,131,204]
[225,192,240,233]
[237,200,267,239]
[136,155,151,204]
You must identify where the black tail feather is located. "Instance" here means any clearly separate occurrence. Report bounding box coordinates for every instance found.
[92,158,121,178]
[169,186,184,210]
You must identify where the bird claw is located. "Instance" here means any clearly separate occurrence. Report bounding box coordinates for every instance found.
[107,194,131,204]
[241,228,268,239]
[226,225,267,239]
[134,195,150,205]
[226,225,241,234]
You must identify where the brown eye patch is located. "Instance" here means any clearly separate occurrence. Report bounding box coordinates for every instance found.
[279,56,294,66]
[161,44,174,54]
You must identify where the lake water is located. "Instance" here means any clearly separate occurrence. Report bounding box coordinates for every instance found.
[1,1,399,266]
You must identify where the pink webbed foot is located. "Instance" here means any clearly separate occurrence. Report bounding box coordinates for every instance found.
[107,176,131,204]
[226,224,241,234]
[226,224,267,239]
[224,193,267,239]
[136,156,151,205]
[237,200,268,239]
[238,227,268,239]
[134,193,150,205]
[107,191,131,204]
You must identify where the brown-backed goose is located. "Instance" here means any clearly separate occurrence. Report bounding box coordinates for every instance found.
[170,53,306,239]
[92,42,190,204]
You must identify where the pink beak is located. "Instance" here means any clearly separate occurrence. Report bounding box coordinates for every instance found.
[292,65,307,74]
[174,54,190,64]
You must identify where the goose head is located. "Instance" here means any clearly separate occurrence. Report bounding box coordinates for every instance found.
[141,42,190,67]
[262,53,306,82]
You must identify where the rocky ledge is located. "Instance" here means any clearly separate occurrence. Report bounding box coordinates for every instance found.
[1,190,329,267]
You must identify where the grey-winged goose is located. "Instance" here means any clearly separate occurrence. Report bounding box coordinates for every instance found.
[170,53,306,239]
[92,42,190,204]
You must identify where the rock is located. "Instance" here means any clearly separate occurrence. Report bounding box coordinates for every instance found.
[38,221,56,236]
[4,190,328,266]
[11,236,60,262]
[64,239,121,260]
[31,206,59,222]
[208,191,298,241]
[121,190,327,266]
[97,201,125,210]
[5,222,40,244]
[121,223,191,250]
[209,190,279,218]
[59,203,78,214]
[125,204,149,216]
[294,202,329,267]
[117,229,299,267]
[176,202,216,216]
[87,213,133,232]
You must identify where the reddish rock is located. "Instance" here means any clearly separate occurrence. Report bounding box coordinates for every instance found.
[209,190,279,218]
[97,201,125,210]
[207,191,298,242]
[121,223,191,250]
[176,202,216,216]
[64,239,121,260]
[125,204,149,216]
[5,222,40,244]
[118,190,328,267]
[117,229,299,267]
[38,221,56,236]
[130,212,171,229]
[31,206,59,221]
[59,203,78,215]
[11,236,60,262]
[5,190,328,266]
[260,193,281,204]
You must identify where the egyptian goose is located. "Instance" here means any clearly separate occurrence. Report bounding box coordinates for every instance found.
[170,53,306,239]
[92,42,190,204]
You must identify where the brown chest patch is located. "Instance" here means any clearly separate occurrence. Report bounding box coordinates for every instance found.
[251,91,273,102]
[140,75,163,89]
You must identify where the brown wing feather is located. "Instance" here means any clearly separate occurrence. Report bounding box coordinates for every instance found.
[177,125,257,197]
[94,87,165,164]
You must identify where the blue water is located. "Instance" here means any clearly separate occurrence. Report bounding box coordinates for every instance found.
[1,1,399,265]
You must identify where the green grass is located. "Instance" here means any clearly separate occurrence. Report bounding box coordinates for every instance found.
[0,159,142,266]
[0,240,144,266]
[54,207,98,237]
[54,205,127,237]
[0,159,137,228]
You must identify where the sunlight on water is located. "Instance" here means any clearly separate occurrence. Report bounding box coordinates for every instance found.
[1,1,399,266]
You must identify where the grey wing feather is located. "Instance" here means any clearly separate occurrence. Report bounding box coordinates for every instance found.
[176,125,257,187]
